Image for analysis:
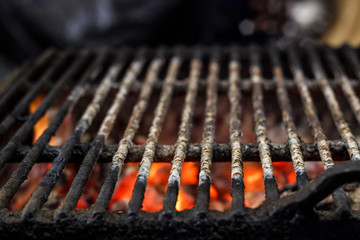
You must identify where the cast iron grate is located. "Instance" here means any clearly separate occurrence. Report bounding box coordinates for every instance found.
[1,44,360,238]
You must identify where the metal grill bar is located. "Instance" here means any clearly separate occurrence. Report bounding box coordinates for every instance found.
[92,49,165,214]
[264,160,360,217]
[57,49,143,216]
[1,45,360,228]
[268,47,309,189]
[0,50,104,209]
[324,47,360,126]
[4,140,354,164]
[250,48,280,200]
[194,48,219,212]
[0,51,72,139]
[20,49,129,219]
[288,47,350,213]
[128,76,360,94]
[0,50,93,171]
[306,46,360,161]
[128,50,182,215]
[228,47,245,210]
[163,49,201,212]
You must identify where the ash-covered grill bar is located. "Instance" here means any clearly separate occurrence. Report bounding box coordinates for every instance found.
[250,48,280,200]
[92,48,164,214]
[1,140,356,163]
[325,47,360,125]
[163,48,201,212]
[21,48,136,218]
[228,47,245,210]
[127,48,182,215]
[193,48,219,212]
[1,45,360,238]
[57,47,140,216]
[269,47,309,189]
[290,46,350,212]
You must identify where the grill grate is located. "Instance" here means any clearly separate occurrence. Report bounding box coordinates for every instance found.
[1,45,360,238]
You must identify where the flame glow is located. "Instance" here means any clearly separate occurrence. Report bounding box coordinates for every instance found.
[27,96,300,212]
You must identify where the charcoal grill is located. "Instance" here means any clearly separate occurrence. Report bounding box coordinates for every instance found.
[1,44,360,239]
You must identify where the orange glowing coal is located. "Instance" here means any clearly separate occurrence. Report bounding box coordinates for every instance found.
[243,162,297,207]
[30,93,72,146]
[110,163,170,212]
[8,94,75,210]
[27,96,299,212]
[109,160,298,212]
[29,94,54,145]
[110,161,200,212]
[175,162,198,211]
[8,95,58,210]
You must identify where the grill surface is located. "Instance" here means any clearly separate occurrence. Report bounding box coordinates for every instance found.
[1,45,360,239]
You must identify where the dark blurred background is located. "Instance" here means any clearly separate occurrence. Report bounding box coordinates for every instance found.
[1,0,355,79]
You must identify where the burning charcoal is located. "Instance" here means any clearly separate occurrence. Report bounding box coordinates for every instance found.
[245,191,265,208]
[1,45,360,238]
[142,185,164,212]
[176,189,195,211]
[148,163,171,189]
[210,199,226,211]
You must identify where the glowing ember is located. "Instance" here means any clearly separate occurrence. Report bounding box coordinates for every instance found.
[21,94,309,212]
[176,186,196,211]
[110,163,170,212]
[108,161,298,212]
[7,94,75,210]
[176,162,198,211]
[29,94,53,144]
[30,93,73,146]
[8,95,61,210]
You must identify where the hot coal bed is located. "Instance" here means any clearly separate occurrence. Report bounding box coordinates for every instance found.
[1,45,360,239]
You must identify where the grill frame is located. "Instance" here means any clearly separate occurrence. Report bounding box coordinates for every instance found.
[1,44,360,238]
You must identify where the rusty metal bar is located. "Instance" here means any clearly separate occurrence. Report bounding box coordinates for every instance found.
[288,46,350,213]
[266,160,360,217]
[128,77,360,93]
[57,49,148,216]
[20,49,136,219]
[0,88,84,209]
[228,47,245,210]
[0,45,359,218]
[0,49,57,116]
[307,46,360,161]
[4,140,354,164]
[162,49,201,212]
[268,47,309,189]
[0,50,93,171]
[127,50,182,215]
[250,48,280,200]
[0,51,73,139]
[92,49,165,215]
[194,48,219,212]
[325,47,360,126]
[288,48,334,169]
[1,162,360,235]
[0,50,107,209]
